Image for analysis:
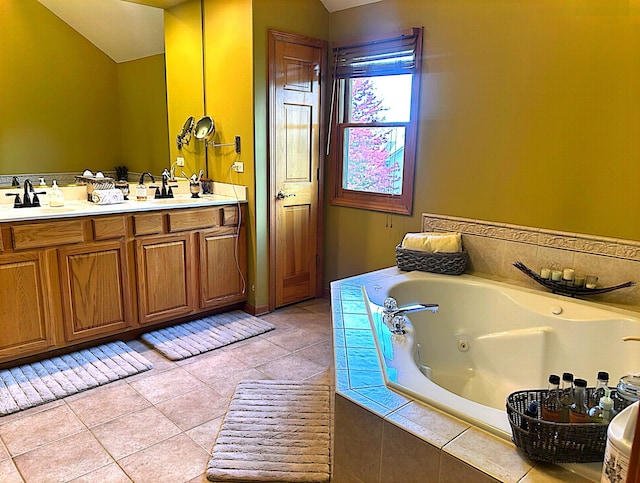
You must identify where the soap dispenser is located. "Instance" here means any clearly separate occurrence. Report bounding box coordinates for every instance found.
[49,180,65,207]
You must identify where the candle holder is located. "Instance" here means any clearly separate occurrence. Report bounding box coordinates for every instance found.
[513,261,634,297]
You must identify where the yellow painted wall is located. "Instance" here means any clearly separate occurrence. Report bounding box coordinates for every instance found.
[325,0,640,285]
[0,0,121,175]
[165,0,207,179]
[201,0,257,306]
[118,54,170,175]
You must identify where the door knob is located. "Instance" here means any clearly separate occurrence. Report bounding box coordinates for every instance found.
[276,190,296,200]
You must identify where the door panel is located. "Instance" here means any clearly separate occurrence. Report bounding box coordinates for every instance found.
[269,31,326,309]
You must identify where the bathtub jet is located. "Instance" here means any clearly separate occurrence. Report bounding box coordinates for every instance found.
[382,296,439,335]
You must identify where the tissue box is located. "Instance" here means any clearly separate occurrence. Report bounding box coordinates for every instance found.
[395,244,468,275]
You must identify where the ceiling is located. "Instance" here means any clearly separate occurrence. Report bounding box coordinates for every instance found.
[37,0,382,63]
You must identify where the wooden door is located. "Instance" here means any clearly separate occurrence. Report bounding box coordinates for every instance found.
[58,241,133,342]
[269,30,326,309]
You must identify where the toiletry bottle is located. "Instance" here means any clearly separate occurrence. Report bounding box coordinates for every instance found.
[569,378,591,423]
[560,372,575,422]
[520,401,539,430]
[601,401,638,483]
[136,182,147,201]
[541,374,563,422]
[590,371,610,409]
[49,180,65,207]
[589,387,617,424]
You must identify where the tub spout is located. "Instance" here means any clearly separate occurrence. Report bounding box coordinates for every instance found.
[382,297,439,335]
[383,297,439,318]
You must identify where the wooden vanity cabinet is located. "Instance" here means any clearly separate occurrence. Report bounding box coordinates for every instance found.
[58,240,134,342]
[0,203,247,364]
[199,224,247,309]
[0,251,55,360]
[135,232,198,325]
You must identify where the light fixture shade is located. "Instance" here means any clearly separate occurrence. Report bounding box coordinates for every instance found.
[194,116,215,141]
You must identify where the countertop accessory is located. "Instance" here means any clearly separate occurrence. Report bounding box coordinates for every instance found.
[396,244,468,275]
[513,261,634,297]
[507,387,633,463]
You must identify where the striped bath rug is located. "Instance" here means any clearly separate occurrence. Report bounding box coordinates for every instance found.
[207,379,331,483]
[0,341,153,416]
[140,310,276,361]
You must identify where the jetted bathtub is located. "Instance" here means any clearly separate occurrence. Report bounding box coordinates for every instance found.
[363,271,640,439]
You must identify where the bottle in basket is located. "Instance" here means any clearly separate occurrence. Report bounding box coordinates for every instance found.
[569,378,591,423]
[560,372,575,422]
[541,374,563,422]
[590,371,610,409]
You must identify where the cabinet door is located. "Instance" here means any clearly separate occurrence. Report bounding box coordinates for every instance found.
[199,226,247,309]
[58,241,133,342]
[0,252,54,361]
[136,233,196,325]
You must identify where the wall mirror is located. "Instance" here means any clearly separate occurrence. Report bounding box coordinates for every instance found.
[0,0,173,187]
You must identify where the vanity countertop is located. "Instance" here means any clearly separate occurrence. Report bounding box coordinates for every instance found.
[0,181,247,222]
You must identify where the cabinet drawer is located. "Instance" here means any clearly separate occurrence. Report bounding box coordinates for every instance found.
[12,220,85,250]
[168,208,217,232]
[221,206,239,226]
[133,213,164,236]
[93,216,126,240]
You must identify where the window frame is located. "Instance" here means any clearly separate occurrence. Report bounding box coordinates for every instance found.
[329,27,423,215]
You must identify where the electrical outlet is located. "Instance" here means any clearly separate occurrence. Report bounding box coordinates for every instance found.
[232,161,244,173]
[176,157,185,167]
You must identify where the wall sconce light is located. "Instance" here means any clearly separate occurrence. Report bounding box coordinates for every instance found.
[176,116,195,150]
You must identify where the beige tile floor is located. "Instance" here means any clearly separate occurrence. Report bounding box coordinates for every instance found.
[0,299,333,483]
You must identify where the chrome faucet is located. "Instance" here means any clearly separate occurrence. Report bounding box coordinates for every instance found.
[382,297,439,335]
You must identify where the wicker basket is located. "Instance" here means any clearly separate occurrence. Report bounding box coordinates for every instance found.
[506,388,627,463]
[395,245,468,275]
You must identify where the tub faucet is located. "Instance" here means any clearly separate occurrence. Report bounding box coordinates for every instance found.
[382,297,439,335]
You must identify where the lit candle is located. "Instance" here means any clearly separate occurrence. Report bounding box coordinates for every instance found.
[540,268,551,279]
[551,270,563,281]
[563,268,575,281]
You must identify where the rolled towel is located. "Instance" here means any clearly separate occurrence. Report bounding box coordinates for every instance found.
[92,188,124,205]
[401,232,462,253]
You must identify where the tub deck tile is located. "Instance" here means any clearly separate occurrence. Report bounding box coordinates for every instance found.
[391,401,469,447]
[339,389,392,418]
[443,427,533,483]
[347,369,384,389]
[355,385,411,411]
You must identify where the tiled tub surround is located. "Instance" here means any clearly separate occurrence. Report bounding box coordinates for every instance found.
[422,213,640,311]
[331,268,595,483]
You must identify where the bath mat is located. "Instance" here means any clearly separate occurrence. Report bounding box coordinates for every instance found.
[140,310,276,361]
[207,379,331,482]
[0,341,153,416]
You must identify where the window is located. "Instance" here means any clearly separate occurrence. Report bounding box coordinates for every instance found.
[329,27,423,215]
